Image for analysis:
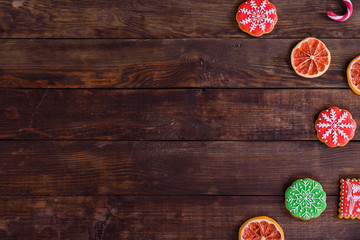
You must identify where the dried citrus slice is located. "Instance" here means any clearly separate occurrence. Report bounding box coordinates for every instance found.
[239,216,284,240]
[347,55,360,95]
[291,37,331,78]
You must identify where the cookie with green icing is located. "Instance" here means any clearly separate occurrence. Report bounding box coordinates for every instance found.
[285,178,327,220]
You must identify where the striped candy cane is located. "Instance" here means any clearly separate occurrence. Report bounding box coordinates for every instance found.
[328,0,353,22]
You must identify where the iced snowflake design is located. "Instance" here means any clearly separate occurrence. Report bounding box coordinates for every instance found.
[315,107,356,147]
[285,178,327,220]
[236,0,277,37]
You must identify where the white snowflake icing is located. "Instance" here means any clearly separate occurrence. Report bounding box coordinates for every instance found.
[286,179,326,219]
[316,108,354,145]
[238,0,275,33]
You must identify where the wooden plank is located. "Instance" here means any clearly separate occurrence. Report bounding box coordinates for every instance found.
[0,39,354,88]
[104,196,357,239]
[0,89,359,140]
[0,0,358,38]
[0,196,359,239]
[0,196,109,239]
[0,141,359,196]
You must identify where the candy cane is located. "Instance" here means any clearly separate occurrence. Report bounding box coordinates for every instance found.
[328,0,353,22]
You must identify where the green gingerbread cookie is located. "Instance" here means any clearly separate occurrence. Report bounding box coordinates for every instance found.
[285,178,327,220]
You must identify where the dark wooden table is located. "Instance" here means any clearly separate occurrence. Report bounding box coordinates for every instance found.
[1,0,360,239]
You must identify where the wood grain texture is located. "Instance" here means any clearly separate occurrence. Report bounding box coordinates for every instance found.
[1,0,358,239]
[0,39,356,88]
[0,196,358,239]
[0,89,359,140]
[0,0,357,38]
[1,141,360,196]
[0,196,110,240]
[103,196,356,240]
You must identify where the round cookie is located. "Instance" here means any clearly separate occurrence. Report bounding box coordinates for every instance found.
[285,178,327,220]
[315,107,356,147]
[236,0,278,37]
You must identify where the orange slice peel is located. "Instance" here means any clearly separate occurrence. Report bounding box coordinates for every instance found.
[347,55,360,95]
[291,37,331,78]
[239,216,285,240]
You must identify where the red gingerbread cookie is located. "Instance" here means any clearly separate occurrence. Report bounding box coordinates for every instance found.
[315,107,356,147]
[339,179,360,219]
[236,0,278,37]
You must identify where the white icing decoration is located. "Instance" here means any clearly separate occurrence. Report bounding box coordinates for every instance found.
[316,108,354,145]
[343,181,360,215]
[239,0,275,33]
[286,179,326,219]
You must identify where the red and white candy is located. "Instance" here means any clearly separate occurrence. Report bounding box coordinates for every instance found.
[328,0,353,22]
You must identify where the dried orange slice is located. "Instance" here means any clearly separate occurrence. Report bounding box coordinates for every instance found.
[239,216,285,240]
[291,37,331,78]
[347,55,360,95]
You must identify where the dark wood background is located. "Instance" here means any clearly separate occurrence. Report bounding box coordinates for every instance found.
[0,0,360,239]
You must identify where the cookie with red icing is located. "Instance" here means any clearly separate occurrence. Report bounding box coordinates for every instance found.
[315,107,356,147]
[339,179,360,219]
[236,0,278,37]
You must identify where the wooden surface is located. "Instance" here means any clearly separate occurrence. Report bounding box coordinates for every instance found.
[0,39,357,88]
[1,196,360,240]
[1,141,360,196]
[1,0,360,239]
[0,0,356,39]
